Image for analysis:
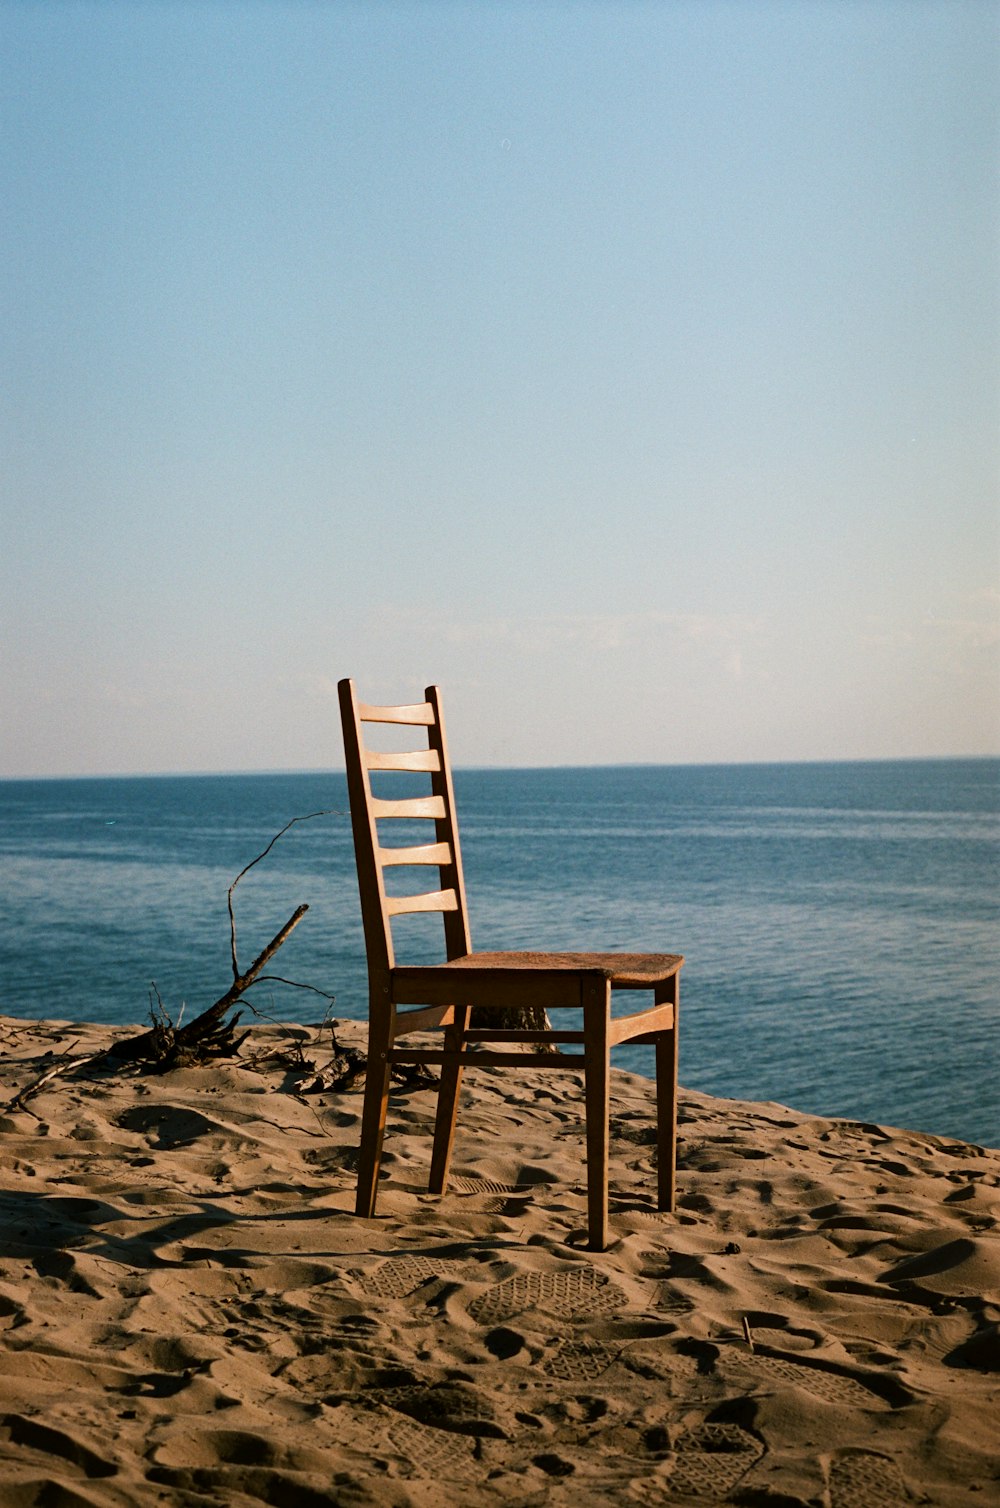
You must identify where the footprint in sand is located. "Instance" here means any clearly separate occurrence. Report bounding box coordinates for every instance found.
[651,1282,694,1316]
[385,1411,481,1485]
[355,1254,456,1299]
[667,1421,764,1498]
[379,1379,510,1439]
[729,1351,904,1410]
[468,1266,628,1325]
[542,1337,622,1381]
[715,1311,913,1411]
[447,1178,533,1215]
[450,1176,527,1196]
[830,1449,908,1508]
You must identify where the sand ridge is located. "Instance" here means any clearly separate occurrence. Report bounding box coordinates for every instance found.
[0,1014,997,1506]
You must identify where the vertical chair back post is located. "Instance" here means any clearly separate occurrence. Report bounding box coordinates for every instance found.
[424,685,473,963]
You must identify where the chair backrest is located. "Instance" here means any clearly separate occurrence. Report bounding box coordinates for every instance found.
[338,679,472,976]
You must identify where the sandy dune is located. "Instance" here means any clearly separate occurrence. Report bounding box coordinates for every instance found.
[0,1013,997,1506]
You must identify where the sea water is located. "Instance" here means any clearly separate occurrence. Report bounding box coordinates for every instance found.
[0,760,996,1147]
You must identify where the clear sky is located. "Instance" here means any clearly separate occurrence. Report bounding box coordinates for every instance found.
[2,1,997,775]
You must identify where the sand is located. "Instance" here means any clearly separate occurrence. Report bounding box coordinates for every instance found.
[0,1013,997,1507]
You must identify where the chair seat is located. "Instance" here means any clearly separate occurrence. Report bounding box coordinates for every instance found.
[392,952,682,1011]
[398,951,683,987]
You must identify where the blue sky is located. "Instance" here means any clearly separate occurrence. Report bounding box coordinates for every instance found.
[2,1,997,775]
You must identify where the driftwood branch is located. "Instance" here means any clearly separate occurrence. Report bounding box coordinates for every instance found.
[235,903,310,995]
[3,813,357,1106]
[110,906,311,1070]
[109,810,342,1072]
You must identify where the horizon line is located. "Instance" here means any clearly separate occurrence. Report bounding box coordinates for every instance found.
[2,752,998,783]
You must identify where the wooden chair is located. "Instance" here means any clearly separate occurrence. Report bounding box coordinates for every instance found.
[338,679,683,1250]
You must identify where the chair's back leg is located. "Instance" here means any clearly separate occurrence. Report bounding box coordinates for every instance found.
[582,977,612,1252]
[428,1002,471,1195]
[654,976,680,1212]
[355,995,394,1218]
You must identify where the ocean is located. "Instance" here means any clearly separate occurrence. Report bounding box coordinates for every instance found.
[0,759,997,1148]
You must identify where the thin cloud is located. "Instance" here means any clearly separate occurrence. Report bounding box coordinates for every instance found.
[373,608,765,663]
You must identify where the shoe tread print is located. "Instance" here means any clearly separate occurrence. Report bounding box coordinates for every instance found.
[356,1255,451,1298]
[381,1411,481,1485]
[542,1337,622,1380]
[734,1352,894,1410]
[831,1450,909,1507]
[668,1422,764,1498]
[468,1265,627,1325]
[378,1380,509,1440]
[451,1176,526,1196]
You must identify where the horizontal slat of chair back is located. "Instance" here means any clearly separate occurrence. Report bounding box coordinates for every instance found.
[372,794,447,819]
[385,888,459,916]
[379,841,453,867]
[364,748,442,772]
[358,701,435,725]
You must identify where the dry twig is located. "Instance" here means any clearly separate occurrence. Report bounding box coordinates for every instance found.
[106,812,344,1071]
[3,1051,104,1115]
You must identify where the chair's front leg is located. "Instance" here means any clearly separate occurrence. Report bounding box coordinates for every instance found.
[355,997,393,1218]
[429,1002,470,1195]
[654,974,680,1212]
[583,978,612,1251]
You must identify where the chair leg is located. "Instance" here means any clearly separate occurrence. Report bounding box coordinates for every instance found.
[583,980,611,1251]
[429,1004,470,1195]
[655,977,680,1212]
[355,1005,393,1218]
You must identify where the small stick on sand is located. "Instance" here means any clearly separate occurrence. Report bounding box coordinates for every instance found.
[742,1315,755,1352]
[3,1052,104,1114]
